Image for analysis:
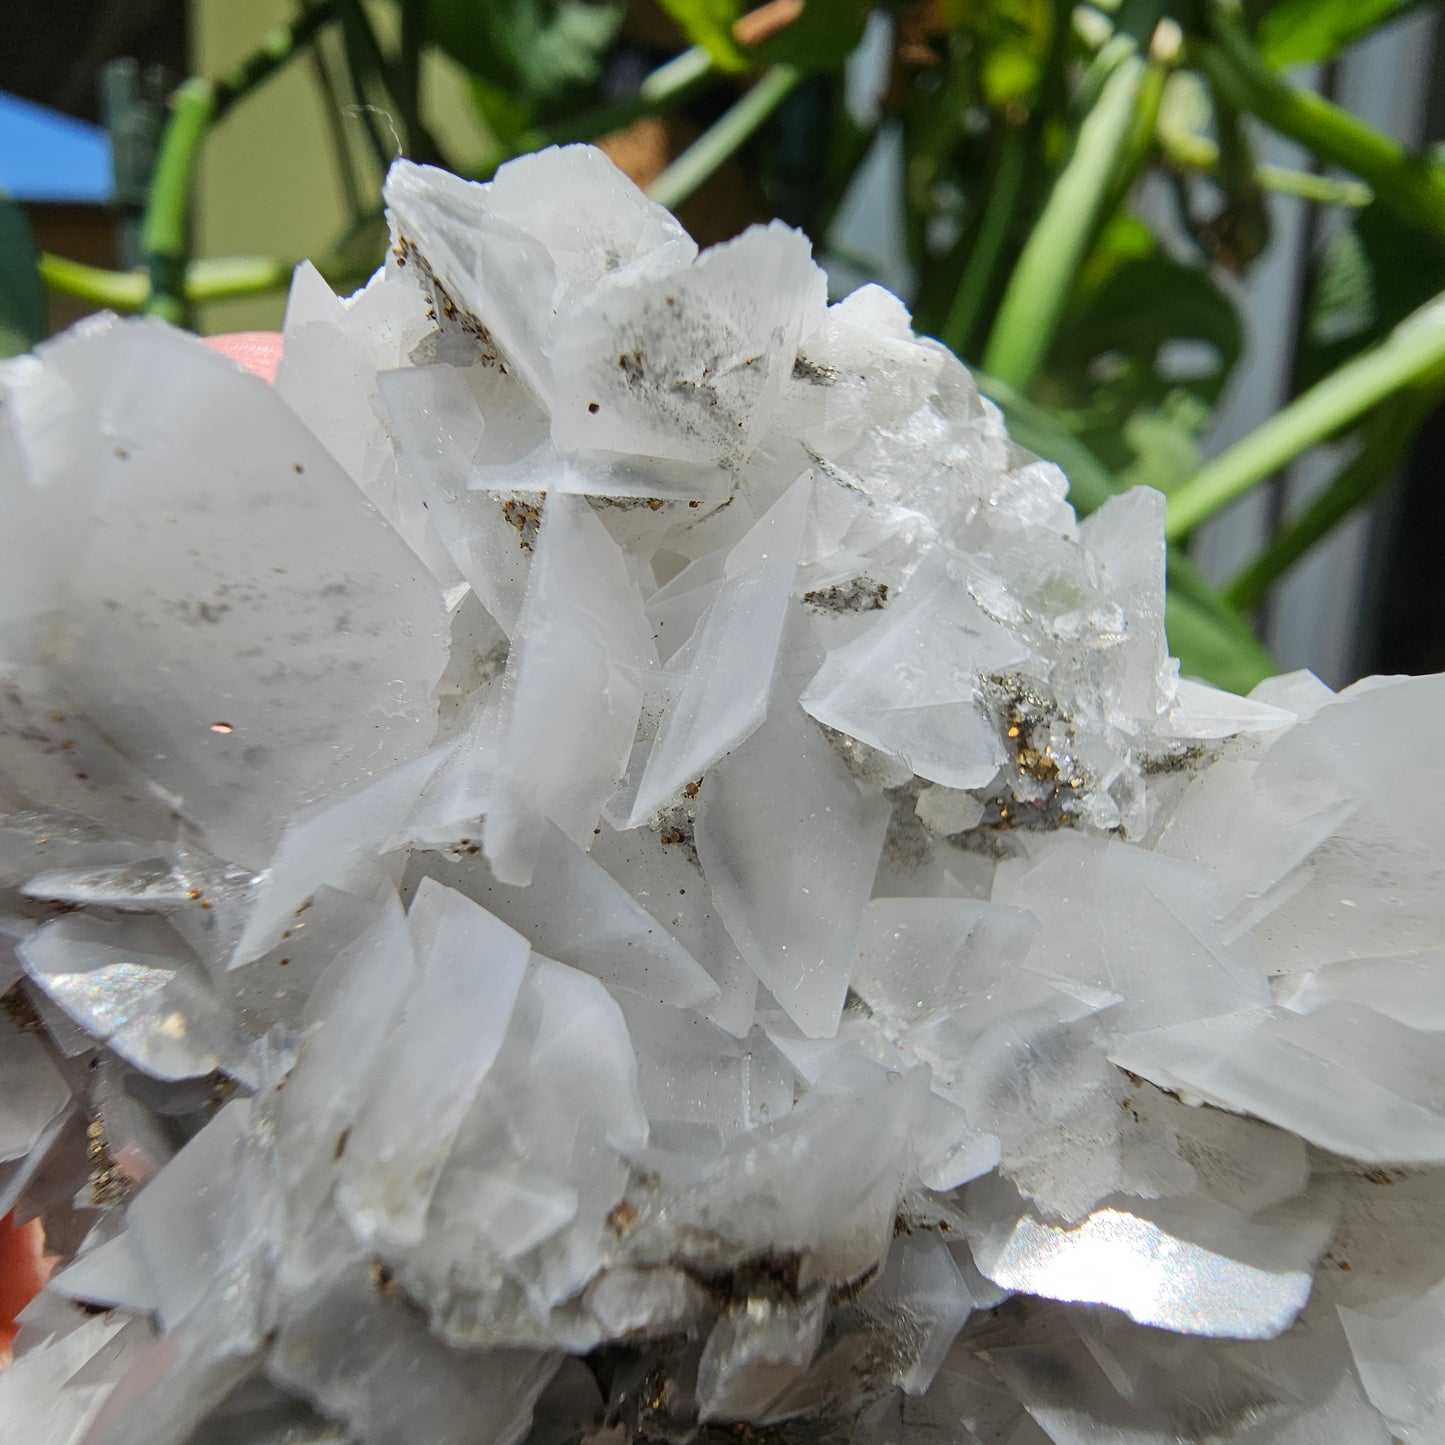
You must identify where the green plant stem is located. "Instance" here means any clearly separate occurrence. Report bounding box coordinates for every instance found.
[399,0,427,160]
[1166,291,1445,539]
[331,0,400,171]
[212,4,332,122]
[141,4,334,323]
[310,41,365,220]
[1225,389,1439,608]
[648,65,801,212]
[980,51,1145,392]
[333,0,444,164]
[1099,53,1169,220]
[41,251,374,311]
[1162,130,1373,205]
[140,79,216,325]
[1225,448,1383,609]
[1205,74,1270,265]
[640,45,716,106]
[332,0,396,112]
[1197,4,1445,237]
[544,46,716,148]
[1076,33,1138,112]
[40,254,148,309]
[941,124,1027,360]
[1254,162,1370,205]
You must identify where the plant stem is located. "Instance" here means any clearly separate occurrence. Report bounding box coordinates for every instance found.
[39,254,148,309]
[311,41,365,220]
[42,251,373,311]
[333,0,444,164]
[399,0,427,160]
[545,46,717,149]
[1162,130,1373,205]
[212,4,332,122]
[1166,290,1445,539]
[331,0,399,172]
[1098,52,1169,221]
[648,65,802,212]
[195,253,373,299]
[980,51,1144,392]
[1197,4,1445,237]
[1256,162,1369,205]
[141,4,335,323]
[641,45,716,105]
[140,79,215,325]
[1076,33,1138,112]
[332,0,397,107]
[1224,388,1439,608]
[1205,73,1270,265]
[941,124,1027,360]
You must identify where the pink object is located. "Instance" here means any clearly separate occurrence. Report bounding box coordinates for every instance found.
[0,1214,52,1366]
[202,331,284,385]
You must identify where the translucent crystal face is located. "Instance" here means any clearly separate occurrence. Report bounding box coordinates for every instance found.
[2,145,1443,1445]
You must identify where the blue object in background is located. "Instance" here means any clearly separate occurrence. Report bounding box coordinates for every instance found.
[0,91,114,204]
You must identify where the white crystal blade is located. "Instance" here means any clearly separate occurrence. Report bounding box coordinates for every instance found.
[29,321,448,870]
[337,880,531,1245]
[624,472,811,826]
[696,676,889,1039]
[484,494,656,884]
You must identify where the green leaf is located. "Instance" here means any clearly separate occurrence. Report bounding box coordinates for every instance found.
[752,0,872,73]
[1254,0,1436,68]
[0,192,45,360]
[944,0,1056,109]
[1042,252,1243,483]
[1070,210,1156,313]
[1060,252,1245,393]
[1166,548,1277,692]
[655,0,748,71]
[1165,587,1275,692]
[1117,400,1206,493]
[427,0,626,108]
[467,74,538,155]
[1304,225,1374,349]
[1298,202,1445,390]
[896,32,982,286]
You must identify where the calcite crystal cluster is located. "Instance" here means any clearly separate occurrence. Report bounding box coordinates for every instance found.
[2,147,1443,1445]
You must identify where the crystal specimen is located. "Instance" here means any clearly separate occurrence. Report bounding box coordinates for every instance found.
[2,145,1444,1444]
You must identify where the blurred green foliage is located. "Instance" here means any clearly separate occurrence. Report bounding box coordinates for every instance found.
[432,0,624,126]
[0,192,46,360]
[1252,0,1435,66]
[18,0,1445,689]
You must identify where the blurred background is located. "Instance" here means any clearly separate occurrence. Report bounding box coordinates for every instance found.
[3,0,1445,693]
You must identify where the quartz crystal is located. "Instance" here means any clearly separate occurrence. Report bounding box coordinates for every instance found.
[2,145,1444,1444]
